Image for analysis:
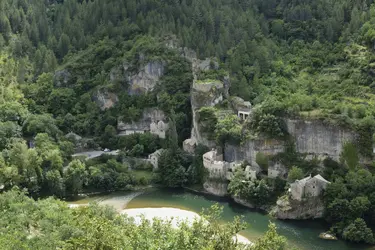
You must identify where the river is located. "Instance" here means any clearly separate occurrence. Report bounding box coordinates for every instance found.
[71,188,371,250]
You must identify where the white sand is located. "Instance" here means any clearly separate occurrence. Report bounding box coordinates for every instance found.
[121,207,252,245]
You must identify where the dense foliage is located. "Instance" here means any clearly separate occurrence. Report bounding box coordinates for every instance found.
[324,168,375,244]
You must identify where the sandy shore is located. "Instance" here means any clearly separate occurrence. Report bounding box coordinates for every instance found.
[121,207,252,245]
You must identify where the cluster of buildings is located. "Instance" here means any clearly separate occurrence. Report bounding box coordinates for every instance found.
[202,148,330,200]
[202,148,287,181]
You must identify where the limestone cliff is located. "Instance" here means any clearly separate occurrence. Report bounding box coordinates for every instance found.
[286,119,356,161]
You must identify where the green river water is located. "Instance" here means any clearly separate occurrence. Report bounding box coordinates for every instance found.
[71,188,372,250]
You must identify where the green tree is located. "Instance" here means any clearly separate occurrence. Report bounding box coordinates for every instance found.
[287,166,304,182]
[64,159,87,196]
[342,218,374,244]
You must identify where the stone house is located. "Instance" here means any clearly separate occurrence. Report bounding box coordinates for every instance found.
[148,149,164,169]
[245,165,261,180]
[289,174,330,201]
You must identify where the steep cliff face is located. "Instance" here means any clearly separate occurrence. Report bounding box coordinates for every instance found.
[271,195,325,219]
[286,119,356,161]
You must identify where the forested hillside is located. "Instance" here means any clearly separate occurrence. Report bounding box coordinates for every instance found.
[2,0,375,246]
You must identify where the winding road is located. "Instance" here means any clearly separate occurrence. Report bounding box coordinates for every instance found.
[72,150,119,159]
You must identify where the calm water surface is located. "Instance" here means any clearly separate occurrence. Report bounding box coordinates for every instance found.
[72,188,372,250]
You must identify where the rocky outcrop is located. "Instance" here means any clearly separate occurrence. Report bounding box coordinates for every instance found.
[233,196,255,209]
[272,195,325,219]
[188,80,225,148]
[203,180,228,196]
[127,61,165,95]
[93,88,119,110]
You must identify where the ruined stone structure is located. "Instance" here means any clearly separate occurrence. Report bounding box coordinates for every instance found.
[268,162,288,179]
[118,108,168,138]
[148,149,164,169]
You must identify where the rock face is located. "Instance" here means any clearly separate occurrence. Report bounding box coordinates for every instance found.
[272,195,325,219]
[93,88,119,110]
[117,108,168,138]
[127,61,165,95]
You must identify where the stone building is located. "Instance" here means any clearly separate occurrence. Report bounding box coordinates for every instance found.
[245,165,261,180]
[148,149,164,169]
[289,174,330,201]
